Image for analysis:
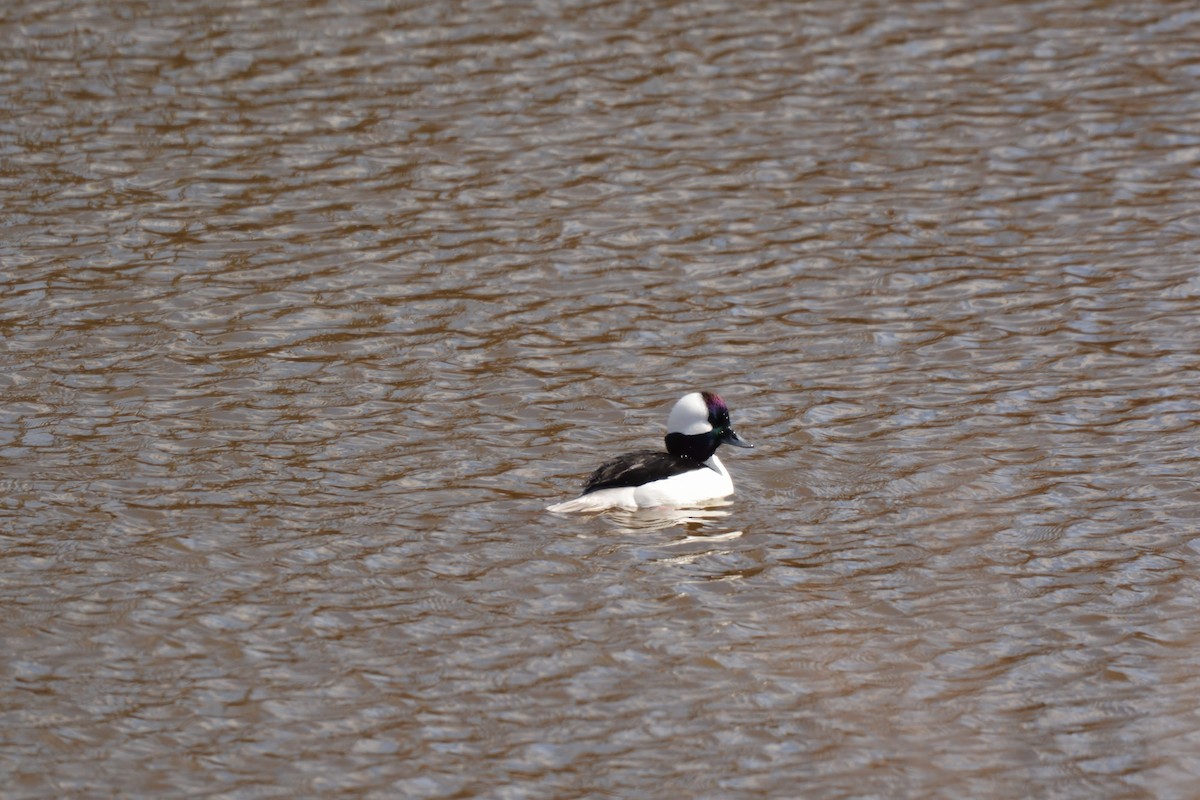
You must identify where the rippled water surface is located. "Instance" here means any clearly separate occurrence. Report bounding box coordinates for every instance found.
[4,0,1200,797]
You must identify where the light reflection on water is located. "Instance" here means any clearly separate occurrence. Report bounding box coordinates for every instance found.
[3,0,1200,797]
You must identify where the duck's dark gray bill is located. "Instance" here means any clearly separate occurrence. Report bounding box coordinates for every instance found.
[721,429,753,448]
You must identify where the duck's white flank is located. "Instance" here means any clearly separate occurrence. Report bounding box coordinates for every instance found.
[546,454,734,513]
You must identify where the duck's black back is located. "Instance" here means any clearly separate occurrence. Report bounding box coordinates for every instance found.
[582,450,706,495]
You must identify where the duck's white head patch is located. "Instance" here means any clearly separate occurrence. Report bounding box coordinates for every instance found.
[666,392,714,435]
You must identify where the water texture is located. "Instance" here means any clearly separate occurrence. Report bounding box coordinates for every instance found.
[2,0,1200,797]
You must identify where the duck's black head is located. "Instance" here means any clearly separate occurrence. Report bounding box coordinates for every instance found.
[663,391,753,463]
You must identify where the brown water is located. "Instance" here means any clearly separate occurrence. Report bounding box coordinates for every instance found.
[4,0,1200,797]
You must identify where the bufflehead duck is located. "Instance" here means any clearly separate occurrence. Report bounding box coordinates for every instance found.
[546,391,753,513]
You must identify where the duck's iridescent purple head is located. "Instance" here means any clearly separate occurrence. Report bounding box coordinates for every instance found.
[665,391,753,461]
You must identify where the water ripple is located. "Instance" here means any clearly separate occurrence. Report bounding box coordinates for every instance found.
[3,0,1200,797]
